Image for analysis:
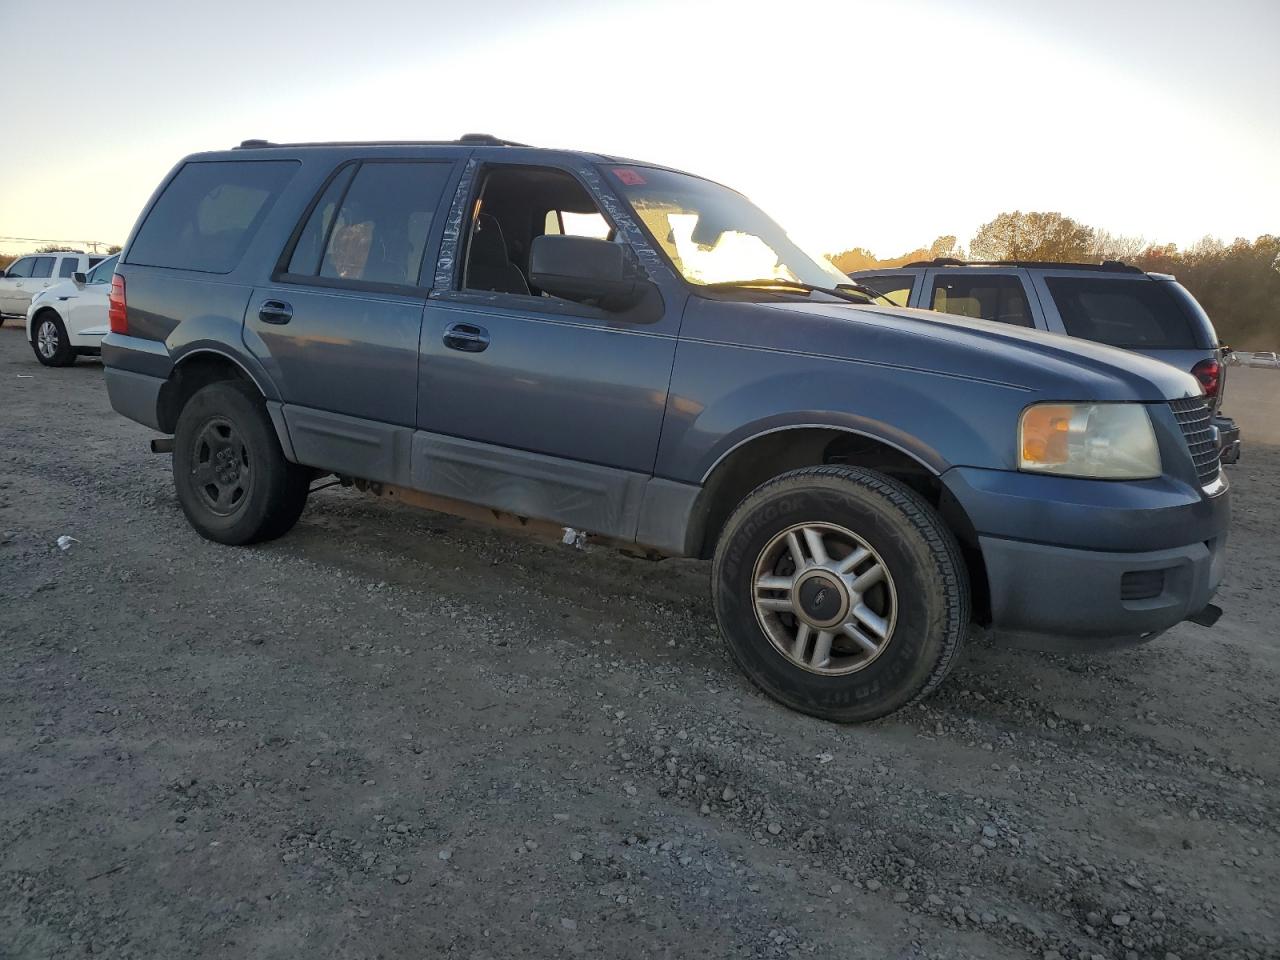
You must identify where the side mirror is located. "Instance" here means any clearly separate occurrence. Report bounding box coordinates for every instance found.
[529,235,645,311]
[0,270,7,279]
[72,272,87,286]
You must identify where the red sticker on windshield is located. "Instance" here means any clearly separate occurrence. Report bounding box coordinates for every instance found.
[611,167,646,186]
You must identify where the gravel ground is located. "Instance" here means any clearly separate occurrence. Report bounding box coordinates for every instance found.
[1,326,1277,960]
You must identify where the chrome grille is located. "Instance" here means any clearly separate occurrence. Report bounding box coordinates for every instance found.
[1169,397,1220,488]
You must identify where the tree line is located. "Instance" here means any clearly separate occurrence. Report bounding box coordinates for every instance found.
[830,212,1279,350]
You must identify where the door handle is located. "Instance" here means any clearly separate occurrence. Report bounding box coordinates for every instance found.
[259,299,293,324]
[443,322,490,352]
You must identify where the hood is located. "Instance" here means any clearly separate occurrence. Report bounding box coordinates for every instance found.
[689,297,1202,404]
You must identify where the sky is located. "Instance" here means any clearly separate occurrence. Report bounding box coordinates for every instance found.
[1,0,1276,259]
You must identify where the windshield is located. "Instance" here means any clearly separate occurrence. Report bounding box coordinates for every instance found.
[605,166,850,289]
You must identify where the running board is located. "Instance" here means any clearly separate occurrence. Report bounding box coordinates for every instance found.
[150,437,174,454]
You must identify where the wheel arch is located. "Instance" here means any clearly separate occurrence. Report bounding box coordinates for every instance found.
[26,304,64,342]
[687,424,990,622]
[157,349,269,434]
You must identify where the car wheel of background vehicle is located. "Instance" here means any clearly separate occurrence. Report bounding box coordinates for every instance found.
[712,465,969,723]
[31,313,76,366]
[172,380,310,545]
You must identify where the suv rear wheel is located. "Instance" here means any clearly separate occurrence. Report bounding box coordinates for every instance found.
[172,380,309,544]
[712,465,968,722]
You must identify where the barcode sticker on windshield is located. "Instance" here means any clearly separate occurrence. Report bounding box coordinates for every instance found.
[611,167,646,186]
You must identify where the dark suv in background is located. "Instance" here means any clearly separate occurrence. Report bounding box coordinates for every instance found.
[850,260,1241,463]
[101,136,1229,722]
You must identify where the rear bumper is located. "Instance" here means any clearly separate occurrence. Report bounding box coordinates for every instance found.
[943,466,1230,649]
[104,366,165,431]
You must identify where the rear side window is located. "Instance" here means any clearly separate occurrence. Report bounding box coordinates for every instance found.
[129,160,299,274]
[1046,277,1200,348]
[931,274,1033,326]
[858,273,914,307]
[31,256,56,278]
[284,161,452,288]
[59,257,80,278]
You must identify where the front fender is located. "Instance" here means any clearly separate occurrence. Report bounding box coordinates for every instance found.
[657,340,1031,482]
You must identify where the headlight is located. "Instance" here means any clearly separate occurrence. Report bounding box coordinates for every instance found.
[1019,403,1161,479]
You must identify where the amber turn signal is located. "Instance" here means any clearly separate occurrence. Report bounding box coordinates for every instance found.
[1020,404,1073,466]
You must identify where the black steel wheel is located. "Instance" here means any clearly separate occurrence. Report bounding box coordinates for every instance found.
[172,380,309,544]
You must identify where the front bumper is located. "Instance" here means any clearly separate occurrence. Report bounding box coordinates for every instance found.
[978,534,1227,651]
[943,466,1230,650]
[1215,414,1241,465]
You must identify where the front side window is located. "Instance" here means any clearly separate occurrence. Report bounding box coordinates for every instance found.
[59,257,80,278]
[461,165,614,299]
[128,160,299,273]
[286,161,451,288]
[30,256,56,278]
[5,257,35,278]
[858,273,914,307]
[605,166,850,289]
[1047,277,1199,348]
[86,254,119,284]
[930,274,1032,326]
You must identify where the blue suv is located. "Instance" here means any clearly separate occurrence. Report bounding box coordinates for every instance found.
[101,136,1229,721]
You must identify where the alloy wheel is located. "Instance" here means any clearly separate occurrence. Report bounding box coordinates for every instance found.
[752,522,898,675]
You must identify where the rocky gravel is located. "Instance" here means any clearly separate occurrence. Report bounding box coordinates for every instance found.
[1,328,1278,959]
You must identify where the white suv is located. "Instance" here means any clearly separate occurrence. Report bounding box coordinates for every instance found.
[0,251,107,320]
[25,254,118,365]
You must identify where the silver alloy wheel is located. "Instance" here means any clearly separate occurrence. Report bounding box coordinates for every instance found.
[37,319,60,359]
[752,522,898,675]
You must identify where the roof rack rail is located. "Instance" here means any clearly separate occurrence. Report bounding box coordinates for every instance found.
[902,257,1143,274]
[233,134,528,150]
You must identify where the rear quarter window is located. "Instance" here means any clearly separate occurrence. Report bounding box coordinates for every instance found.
[1046,277,1203,349]
[128,160,300,274]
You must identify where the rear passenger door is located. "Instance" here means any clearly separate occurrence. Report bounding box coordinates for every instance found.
[247,158,458,437]
[922,269,1043,330]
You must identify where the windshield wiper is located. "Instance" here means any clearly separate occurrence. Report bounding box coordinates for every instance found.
[837,282,895,306]
[704,278,878,305]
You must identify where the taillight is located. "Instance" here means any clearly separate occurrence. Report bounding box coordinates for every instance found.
[108,275,127,334]
[1191,358,1220,399]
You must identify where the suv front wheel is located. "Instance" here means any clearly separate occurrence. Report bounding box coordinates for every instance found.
[712,465,969,722]
[172,380,310,545]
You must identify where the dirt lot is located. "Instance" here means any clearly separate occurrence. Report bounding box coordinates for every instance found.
[1,326,1277,960]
